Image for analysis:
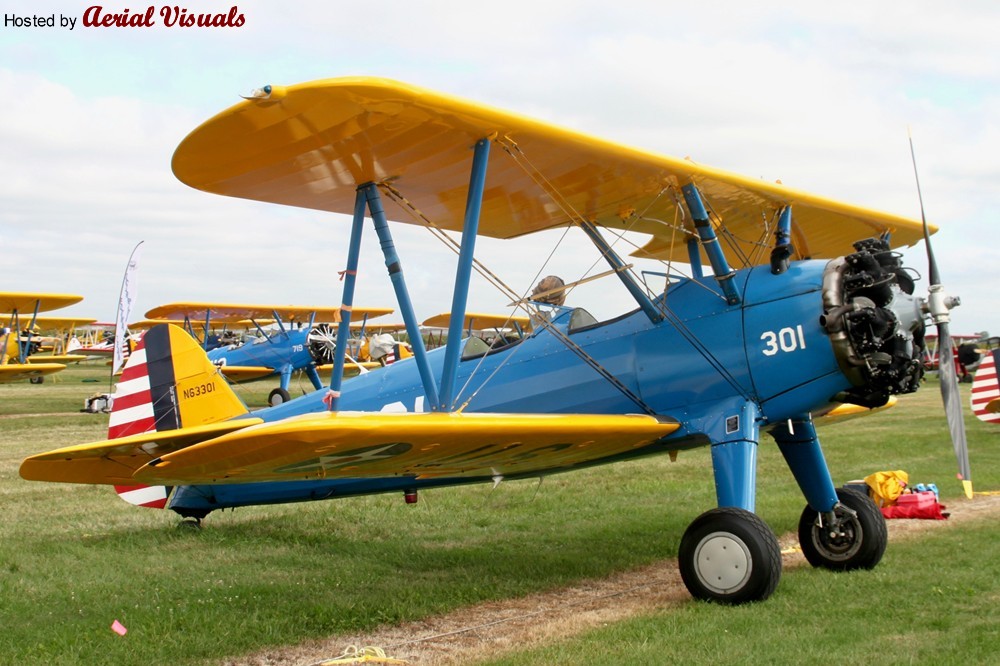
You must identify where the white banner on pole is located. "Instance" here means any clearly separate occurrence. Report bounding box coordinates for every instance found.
[113,241,144,376]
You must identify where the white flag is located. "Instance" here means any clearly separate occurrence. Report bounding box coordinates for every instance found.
[113,241,144,375]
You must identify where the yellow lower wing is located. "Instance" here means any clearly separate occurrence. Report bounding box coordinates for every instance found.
[27,354,89,364]
[0,363,65,383]
[316,362,383,378]
[135,412,680,486]
[219,365,275,382]
[19,418,265,485]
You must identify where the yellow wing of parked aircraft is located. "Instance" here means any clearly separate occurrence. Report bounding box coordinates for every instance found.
[1,292,84,383]
[422,312,532,351]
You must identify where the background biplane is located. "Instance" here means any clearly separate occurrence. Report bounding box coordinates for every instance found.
[1,292,84,383]
[20,78,968,605]
[18,316,97,365]
[422,312,531,352]
[143,302,393,406]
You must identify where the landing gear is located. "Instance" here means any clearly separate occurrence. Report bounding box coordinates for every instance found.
[268,387,291,407]
[30,376,44,384]
[679,507,782,604]
[177,517,202,530]
[798,486,886,571]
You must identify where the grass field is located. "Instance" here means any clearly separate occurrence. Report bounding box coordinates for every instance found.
[1,363,997,665]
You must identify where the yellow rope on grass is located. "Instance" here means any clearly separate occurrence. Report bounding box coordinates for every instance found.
[314,644,408,665]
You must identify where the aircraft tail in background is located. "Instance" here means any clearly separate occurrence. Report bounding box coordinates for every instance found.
[970,348,1000,424]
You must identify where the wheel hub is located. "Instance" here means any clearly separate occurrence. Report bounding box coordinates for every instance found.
[811,514,863,561]
[693,531,753,593]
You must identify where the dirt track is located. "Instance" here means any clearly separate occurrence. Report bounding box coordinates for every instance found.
[230,493,1000,666]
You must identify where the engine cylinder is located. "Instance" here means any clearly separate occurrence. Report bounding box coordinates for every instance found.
[821,238,925,407]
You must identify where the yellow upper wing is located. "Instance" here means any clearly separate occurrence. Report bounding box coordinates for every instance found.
[172,77,929,266]
[144,302,393,325]
[0,292,84,315]
[133,411,680,486]
[2,316,97,332]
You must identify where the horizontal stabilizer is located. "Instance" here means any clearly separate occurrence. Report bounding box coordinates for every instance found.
[136,412,680,486]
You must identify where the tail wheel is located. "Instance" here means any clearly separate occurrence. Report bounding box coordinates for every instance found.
[268,387,291,407]
[679,507,782,604]
[798,486,887,571]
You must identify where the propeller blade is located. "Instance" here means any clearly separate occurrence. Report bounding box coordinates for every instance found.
[935,322,974,498]
[910,130,973,498]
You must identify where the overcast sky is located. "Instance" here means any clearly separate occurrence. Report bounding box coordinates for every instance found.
[2,1,997,338]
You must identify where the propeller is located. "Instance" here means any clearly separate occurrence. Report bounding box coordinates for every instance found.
[909,131,973,499]
[307,324,337,365]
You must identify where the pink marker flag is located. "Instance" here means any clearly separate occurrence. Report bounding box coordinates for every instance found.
[111,619,128,636]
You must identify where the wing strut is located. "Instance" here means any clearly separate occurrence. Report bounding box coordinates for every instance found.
[681,184,741,305]
[364,183,440,408]
[328,139,494,413]
[439,138,491,411]
[577,221,663,324]
[770,206,794,275]
[328,183,445,410]
[326,188,368,410]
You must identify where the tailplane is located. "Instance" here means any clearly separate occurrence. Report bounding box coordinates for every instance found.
[112,324,249,508]
[970,349,1000,424]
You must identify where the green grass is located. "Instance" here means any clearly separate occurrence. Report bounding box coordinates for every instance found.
[0,364,997,664]
[485,521,1000,665]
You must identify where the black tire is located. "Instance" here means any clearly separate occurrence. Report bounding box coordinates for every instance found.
[268,387,291,407]
[679,507,782,604]
[798,486,887,571]
[29,376,44,384]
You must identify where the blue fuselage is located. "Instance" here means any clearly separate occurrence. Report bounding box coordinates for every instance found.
[171,260,849,513]
[206,328,314,378]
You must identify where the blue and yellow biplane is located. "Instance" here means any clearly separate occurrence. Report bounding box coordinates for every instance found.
[142,302,393,406]
[21,78,968,604]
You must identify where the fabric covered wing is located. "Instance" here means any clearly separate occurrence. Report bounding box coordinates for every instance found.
[172,77,928,266]
[0,363,65,383]
[134,411,680,485]
[145,302,392,325]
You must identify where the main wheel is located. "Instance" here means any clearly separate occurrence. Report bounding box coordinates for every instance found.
[798,486,887,571]
[679,507,782,604]
[268,387,291,407]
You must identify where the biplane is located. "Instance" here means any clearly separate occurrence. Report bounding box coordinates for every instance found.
[422,312,531,351]
[143,302,393,406]
[21,78,970,604]
[18,316,97,364]
[1,292,85,383]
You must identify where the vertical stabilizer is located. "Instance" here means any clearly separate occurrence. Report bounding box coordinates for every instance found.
[111,324,249,508]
